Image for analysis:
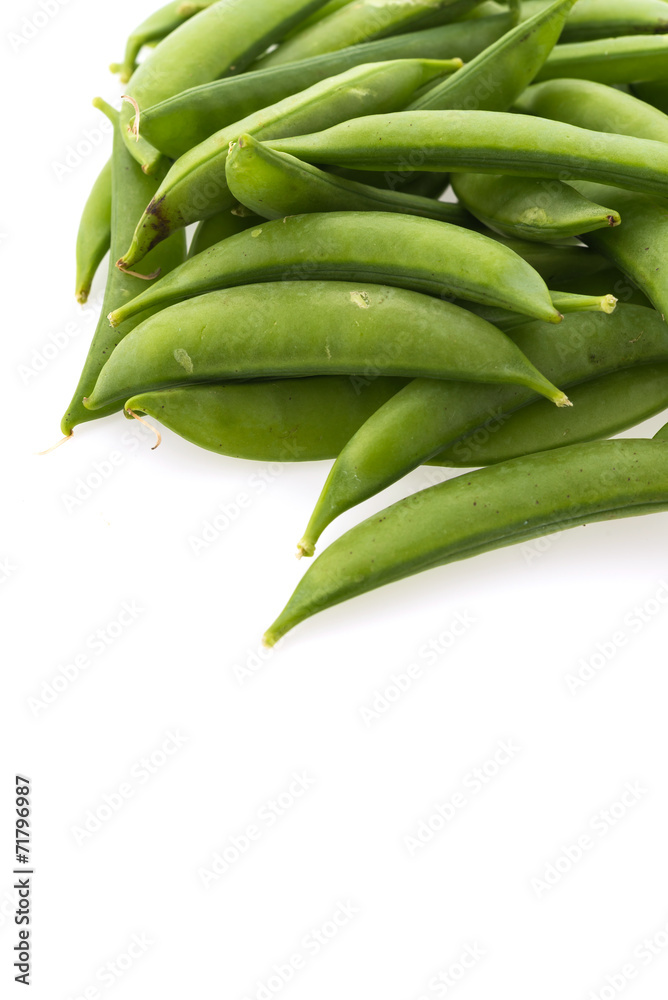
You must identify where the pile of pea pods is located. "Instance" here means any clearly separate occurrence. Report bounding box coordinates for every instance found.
[62,0,668,643]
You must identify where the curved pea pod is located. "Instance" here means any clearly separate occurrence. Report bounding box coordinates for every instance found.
[520,0,668,41]
[225,135,468,224]
[536,35,668,84]
[266,436,668,645]
[109,0,212,84]
[138,17,509,159]
[298,304,668,555]
[571,182,668,321]
[451,172,620,242]
[187,210,263,257]
[515,78,668,143]
[634,80,668,116]
[119,60,461,268]
[60,101,187,436]
[84,281,570,411]
[408,0,577,113]
[436,364,668,466]
[267,110,668,198]
[259,0,485,68]
[110,212,562,329]
[75,157,112,304]
[465,291,618,330]
[125,377,409,461]
[120,0,332,174]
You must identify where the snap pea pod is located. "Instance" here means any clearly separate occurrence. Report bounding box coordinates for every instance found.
[109,0,215,84]
[125,377,409,461]
[551,267,650,308]
[187,210,263,257]
[489,236,611,286]
[138,17,509,159]
[266,435,668,646]
[266,111,668,198]
[634,81,668,116]
[535,35,668,85]
[61,101,186,436]
[284,0,351,34]
[119,60,467,268]
[75,157,112,304]
[571,182,668,321]
[298,304,667,554]
[515,79,668,144]
[465,291,618,330]
[111,212,561,329]
[119,0,332,174]
[407,0,577,113]
[84,281,570,411]
[438,364,668,466]
[451,172,620,242]
[520,0,668,41]
[225,135,469,222]
[259,0,485,68]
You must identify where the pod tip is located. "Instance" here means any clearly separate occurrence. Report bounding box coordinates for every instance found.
[297,538,315,559]
[555,393,573,409]
[602,295,618,315]
[76,288,89,305]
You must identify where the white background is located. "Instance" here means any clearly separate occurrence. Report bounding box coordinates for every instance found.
[2,1,668,998]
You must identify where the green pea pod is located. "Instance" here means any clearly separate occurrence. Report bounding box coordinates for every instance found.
[111,212,561,329]
[225,134,468,223]
[450,172,620,242]
[75,157,112,304]
[489,235,611,286]
[298,304,667,555]
[634,80,668,116]
[259,0,485,68]
[60,101,186,436]
[138,17,509,159]
[550,266,650,308]
[187,210,263,257]
[84,281,570,411]
[536,35,668,84]
[125,377,409,461]
[520,0,668,41]
[120,0,332,174]
[119,60,464,268]
[515,78,668,143]
[110,0,216,84]
[266,435,668,645]
[572,183,668,321]
[465,291,618,329]
[408,0,577,112]
[266,110,668,198]
[437,364,668,466]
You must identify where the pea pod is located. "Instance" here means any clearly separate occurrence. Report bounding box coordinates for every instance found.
[259,0,485,68]
[451,172,620,242]
[225,133,470,223]
[571,183,668,321]
[84,281,570,411]
[298,304,667,555]
[110,213,561,329]
[266,435,668,645]
[536,35,668,85]
[266,110,668,199]
[109,0,217,84]
[465,291,618,330]
[75,157,112,304]
[408,0,577,113]
[515,78,668,143]
[438,364,668,466]
[125,377,409,461]
[61,101,186,436]
[187,210,263,257]
[119,60,461,268]
[138,17,508,159]
[489,235,611,286]
[520,0,668,41]
[119,0,332,174]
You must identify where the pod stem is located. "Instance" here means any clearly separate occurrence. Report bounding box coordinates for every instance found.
[121,94,141,140]
[126,409,161,450]
[115,261,161,281]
